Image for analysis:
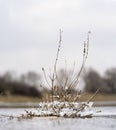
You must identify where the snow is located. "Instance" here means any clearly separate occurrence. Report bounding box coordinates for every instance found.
[23,101,96,118]
[0,106,116,130]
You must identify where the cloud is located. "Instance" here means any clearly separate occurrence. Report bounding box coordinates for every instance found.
[0,0,116,74]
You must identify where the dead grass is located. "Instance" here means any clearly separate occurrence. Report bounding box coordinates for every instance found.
[78,93,116,102]
[0,93,116,103]
[0,95,41,103]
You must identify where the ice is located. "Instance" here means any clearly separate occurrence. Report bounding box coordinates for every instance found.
[0,106,116,130]
[23,101,95,118]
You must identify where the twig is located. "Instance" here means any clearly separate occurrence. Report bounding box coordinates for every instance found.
[68,31,91,90]
[54,29,63,74]
[51,29,63,102]
[42,67,51,88]
[86,88,100,103]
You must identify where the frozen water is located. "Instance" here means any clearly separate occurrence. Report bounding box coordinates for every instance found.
[0,106,116,130]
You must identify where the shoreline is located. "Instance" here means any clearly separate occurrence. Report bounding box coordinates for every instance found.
[93,101,116,107]
[0,101,116,108]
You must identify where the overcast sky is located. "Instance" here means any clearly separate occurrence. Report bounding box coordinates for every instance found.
[0,0,116,75]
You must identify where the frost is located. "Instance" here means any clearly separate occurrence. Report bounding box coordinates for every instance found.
[22,101,96,118]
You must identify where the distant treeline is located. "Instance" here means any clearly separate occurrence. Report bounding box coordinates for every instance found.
[84,68,116,93]
[0,71,42,97]
[0,67,116,97]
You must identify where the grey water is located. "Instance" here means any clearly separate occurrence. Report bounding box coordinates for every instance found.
[0,106,116,130]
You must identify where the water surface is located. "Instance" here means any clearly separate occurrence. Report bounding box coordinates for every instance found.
[0,106,116,130]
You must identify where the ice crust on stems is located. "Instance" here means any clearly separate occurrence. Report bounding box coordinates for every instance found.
[22,101,95,118]
[34,31,97,118]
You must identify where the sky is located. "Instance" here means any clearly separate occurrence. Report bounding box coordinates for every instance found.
[0,0,116,76]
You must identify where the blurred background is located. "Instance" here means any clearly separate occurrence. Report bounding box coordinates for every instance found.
[0,0,116,101]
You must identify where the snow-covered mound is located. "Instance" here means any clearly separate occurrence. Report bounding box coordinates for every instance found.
[23,101,95,118]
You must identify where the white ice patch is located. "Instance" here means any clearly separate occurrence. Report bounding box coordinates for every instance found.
[24,101,96,118]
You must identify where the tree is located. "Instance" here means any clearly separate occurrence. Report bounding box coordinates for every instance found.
[3,71,16,82]
[20,71,41,87]
[104,68,116,93]
[84,68,109,93]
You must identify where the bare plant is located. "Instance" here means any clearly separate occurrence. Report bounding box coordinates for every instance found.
[55,31,91,101]
[0,31,99,119]
[42,30,91,102]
